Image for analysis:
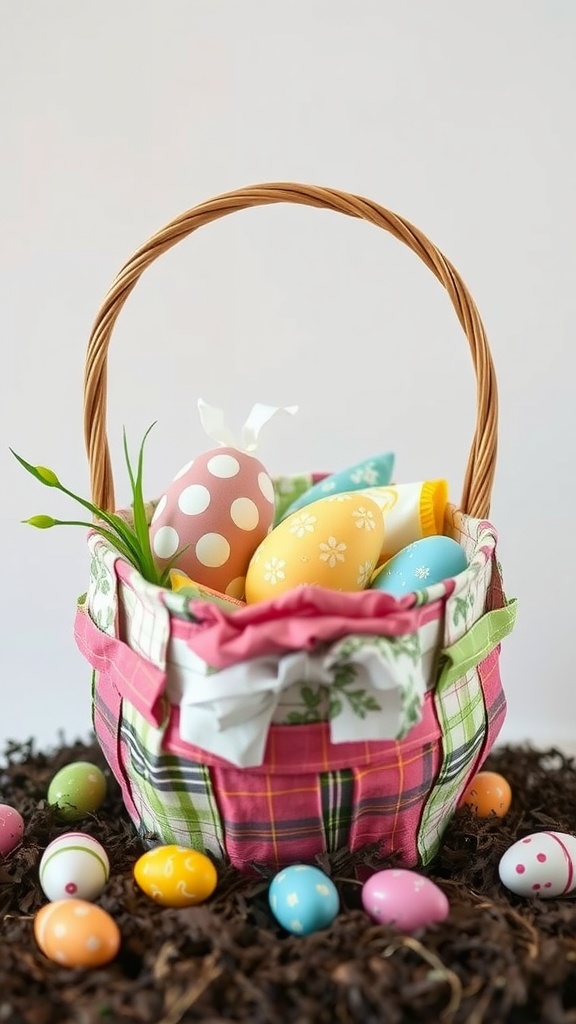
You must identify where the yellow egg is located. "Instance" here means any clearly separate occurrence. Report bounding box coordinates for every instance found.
[245,493,384,604]
[133,845,218,908]
[34,898,120,968]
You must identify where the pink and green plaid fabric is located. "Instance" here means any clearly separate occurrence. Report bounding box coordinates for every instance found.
[75,480,517,875]
[80,598,513,872]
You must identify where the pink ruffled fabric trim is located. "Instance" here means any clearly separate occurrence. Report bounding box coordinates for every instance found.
[170,583,454,669]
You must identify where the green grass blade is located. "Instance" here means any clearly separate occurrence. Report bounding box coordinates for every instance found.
[95,510,142,561]
[33,518,139,566]
[10,450,59,486]
[122,427,136,492]
[56,485,141,560]
[89,524,145,567]
[12,425,170,586]
[11,447,142,563]
[159,545,191,587]
[127,423,157,581]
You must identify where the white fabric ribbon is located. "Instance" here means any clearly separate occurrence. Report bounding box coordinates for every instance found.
[198,399,299,453]
[165,635,427,768]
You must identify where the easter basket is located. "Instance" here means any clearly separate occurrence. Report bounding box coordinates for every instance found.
[73,183,517,875]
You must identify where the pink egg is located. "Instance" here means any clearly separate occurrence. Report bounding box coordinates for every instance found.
[362,869,449,932]
[0,804,25,857]
[149,447,276,599]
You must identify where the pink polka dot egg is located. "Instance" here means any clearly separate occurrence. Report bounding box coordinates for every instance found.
[0,803,25,857]
[498,831,576,898]
[150,447,276,600]
[361,868,449,932]
[39,832,110,902]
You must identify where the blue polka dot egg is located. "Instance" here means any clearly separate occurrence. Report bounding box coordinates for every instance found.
[268,865,339,935]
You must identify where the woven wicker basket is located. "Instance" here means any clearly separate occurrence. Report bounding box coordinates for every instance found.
[75,183,516,874]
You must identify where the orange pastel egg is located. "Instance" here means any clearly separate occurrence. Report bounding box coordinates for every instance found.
[34,898,121,968]
[460,771,512,818]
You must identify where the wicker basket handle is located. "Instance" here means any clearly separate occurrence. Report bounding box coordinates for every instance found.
[84,182,498,518]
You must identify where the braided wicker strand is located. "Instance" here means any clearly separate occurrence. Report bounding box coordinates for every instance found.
[83,183,498,518]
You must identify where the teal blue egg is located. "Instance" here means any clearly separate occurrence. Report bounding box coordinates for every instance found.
[268,865,339,935]
[279,452,395,521]
[370,535,468,597]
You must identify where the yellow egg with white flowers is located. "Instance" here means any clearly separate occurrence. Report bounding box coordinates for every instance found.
[245,493,384,603]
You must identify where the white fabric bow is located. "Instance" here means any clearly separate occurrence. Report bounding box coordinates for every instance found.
[165,636,428,768]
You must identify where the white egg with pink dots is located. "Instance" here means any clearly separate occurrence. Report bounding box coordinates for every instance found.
[498,831,576,898]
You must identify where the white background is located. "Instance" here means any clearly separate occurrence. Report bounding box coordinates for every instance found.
[1,1,574,751]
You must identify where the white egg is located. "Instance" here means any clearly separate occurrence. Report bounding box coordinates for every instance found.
[39,832,110,902]
[498,831,576,899]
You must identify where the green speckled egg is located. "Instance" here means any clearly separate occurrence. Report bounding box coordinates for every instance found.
[47,762,107,821]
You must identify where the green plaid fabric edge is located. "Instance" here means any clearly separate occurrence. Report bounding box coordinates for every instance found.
[417,665,486,863]
[119,702,226,859]
[319,769,355,853]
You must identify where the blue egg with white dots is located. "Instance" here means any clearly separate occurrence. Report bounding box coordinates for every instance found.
[370,535,468,597]
[268,865,340,935]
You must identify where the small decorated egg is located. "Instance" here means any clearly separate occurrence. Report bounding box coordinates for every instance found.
[133,844,217,908]
[245,493,384,603]
[279,452,395,521]
[0,804,25,857]
[47,762,107,821]
[360,480,449,564]
[268,865,339,935]
[39,832,110,902]
[34,898,120,968]
[168,568,246,610]
[499,831,576,898]
[460,771,512,818]
[362,869,449,932]
[370,535,468,597]
[150,448,275,600]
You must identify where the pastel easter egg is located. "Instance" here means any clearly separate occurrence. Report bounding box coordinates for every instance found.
[133,844,218,908]
[362,869,449,932]
[370,535,468,597]
[498,831,576,898]
[268,865,339,935]
[279,452,395,521]
[168,568,245,610]
[47,762,107,821]
[150,448,276,600]
[245,493,384,604]
[360,480,448,564]
[0,804,25,857]
[39,832,110,902]
[34,898,120,968]
[460,771,512,818]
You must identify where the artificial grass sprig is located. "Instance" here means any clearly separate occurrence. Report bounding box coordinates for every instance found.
[11,425,185,588]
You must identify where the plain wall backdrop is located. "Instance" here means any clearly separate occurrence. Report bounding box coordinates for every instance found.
[1,1,574,751]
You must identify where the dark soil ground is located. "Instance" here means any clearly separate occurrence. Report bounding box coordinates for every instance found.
[2,739,576,1023]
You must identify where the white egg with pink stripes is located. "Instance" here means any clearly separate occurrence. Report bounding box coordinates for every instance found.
[498,831,576,898]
